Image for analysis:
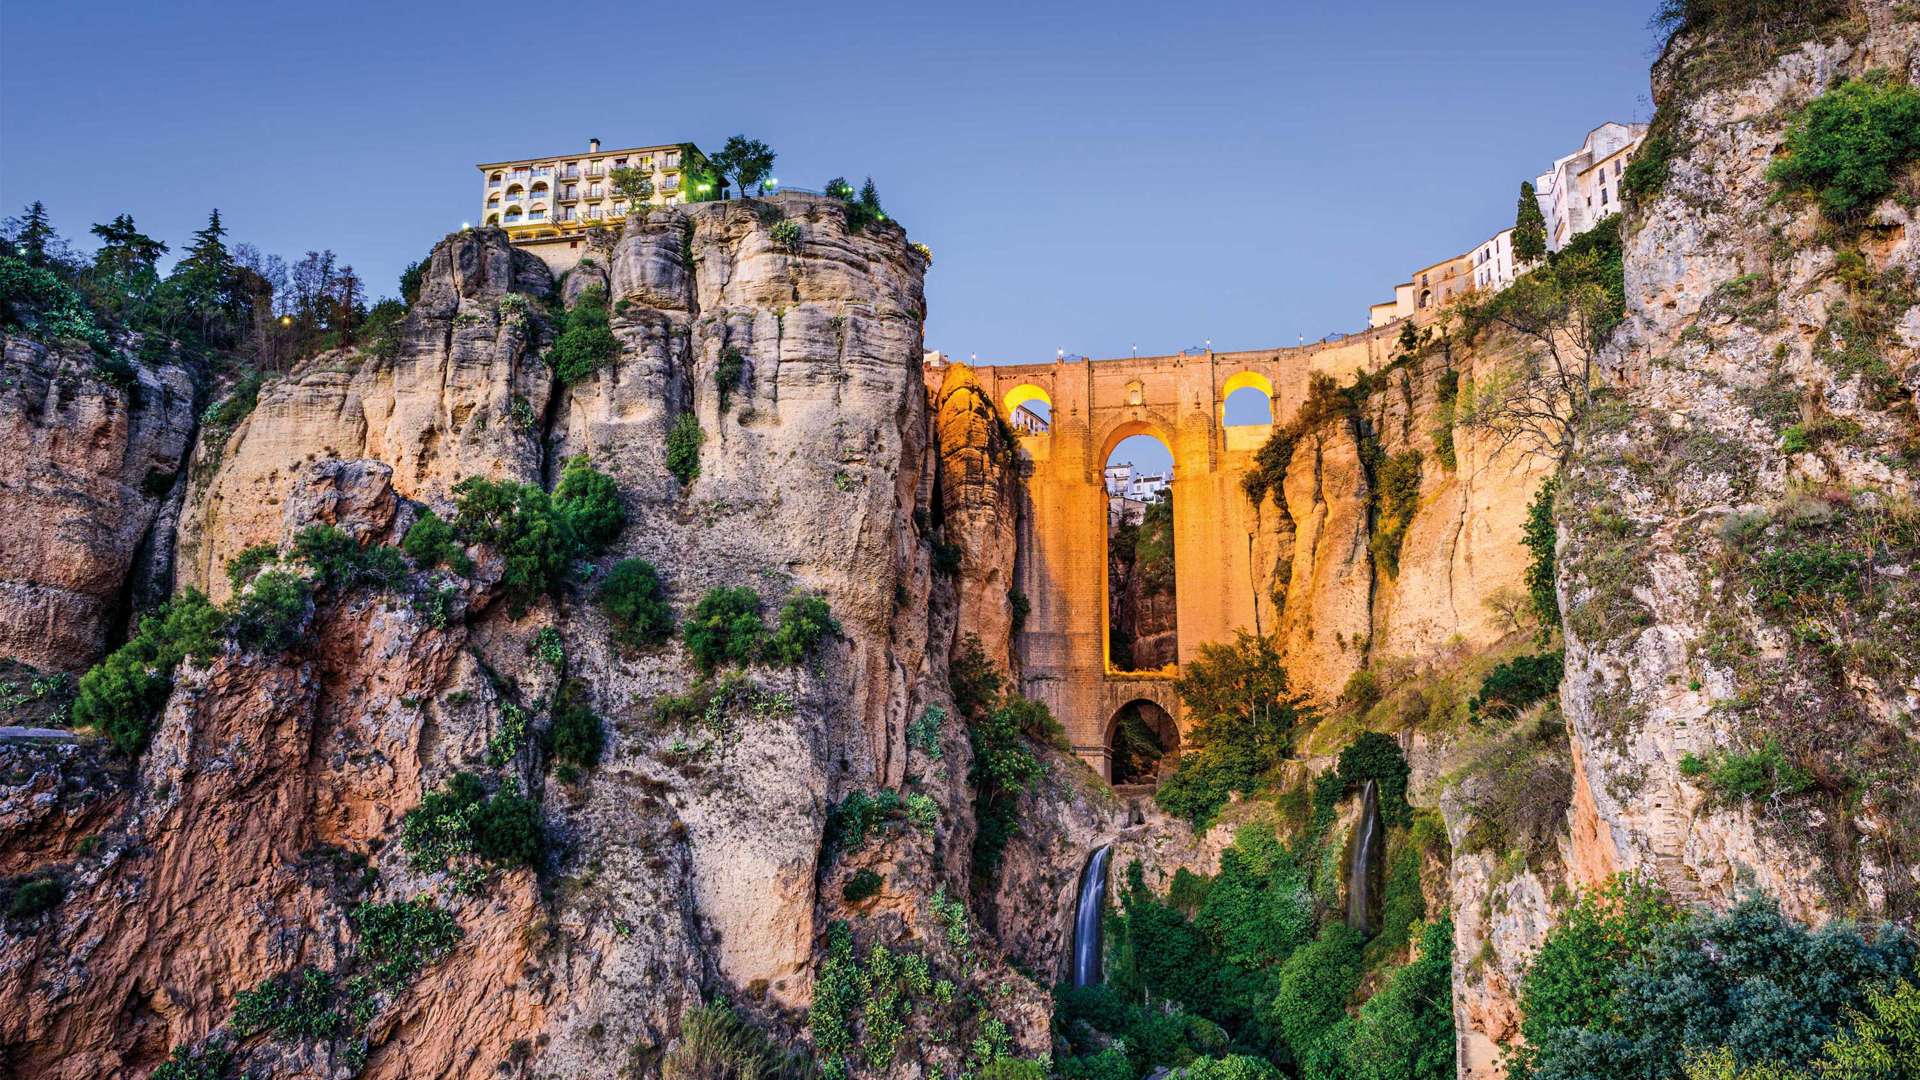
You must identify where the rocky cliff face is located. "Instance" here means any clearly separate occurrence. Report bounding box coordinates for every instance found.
[1562,10,1919,925]
[1250,338,1552,704]
[0,199,1066,1079]
[0,337,197,671]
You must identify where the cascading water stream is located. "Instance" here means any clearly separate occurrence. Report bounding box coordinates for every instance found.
[1346,778,1382,934]
[1070,845,1113,987]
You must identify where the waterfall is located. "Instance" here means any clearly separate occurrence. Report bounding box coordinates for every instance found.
[1071,845,1113,987]
[1346,779,1382,935]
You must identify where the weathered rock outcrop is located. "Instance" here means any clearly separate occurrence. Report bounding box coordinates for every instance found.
[1252,340,1554,703]
[932,364,1020,672]
[0,337,197,670]
[1562,10,1920,925]
[175,228,554,604]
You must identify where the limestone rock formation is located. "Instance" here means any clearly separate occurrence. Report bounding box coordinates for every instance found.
[175,228,554,604]
[933,363,1020,672]
[0,336,197,670]
[1561,12,1920,924]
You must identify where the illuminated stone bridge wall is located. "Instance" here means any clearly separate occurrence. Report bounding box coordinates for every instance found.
[960,327,1403,778]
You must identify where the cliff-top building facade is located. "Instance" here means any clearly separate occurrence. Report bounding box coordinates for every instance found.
[476,137,710,272]
[1367,120,1645,327]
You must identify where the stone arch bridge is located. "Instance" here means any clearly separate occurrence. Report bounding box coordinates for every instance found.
[955,328,1402,779]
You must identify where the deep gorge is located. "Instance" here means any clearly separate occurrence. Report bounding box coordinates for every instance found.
[2,5,1919,1079]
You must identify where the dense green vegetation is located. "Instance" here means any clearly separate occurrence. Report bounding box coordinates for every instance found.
[351,898,464,991]
[1468,651,1564,723]
[6,876,64,919]
[684,587,767,672]
[546,286,618,384]
[1768,71,1920,220]
[400,771,546,888]
[662,1001,807,1080]
[71,589,224,754]
[230,967,341,1040]
[666,413,704,485]
[1513,878,1914,1080]
[448,459,624,614]
[599,558,674,648]
[715,345,747,412]
[401,510,474,575]
[547,679,605,775]
[1154,633,1314,827]
[1522,478,1561,635]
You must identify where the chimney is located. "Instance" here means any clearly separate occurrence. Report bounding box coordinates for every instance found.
[589,137,600,153]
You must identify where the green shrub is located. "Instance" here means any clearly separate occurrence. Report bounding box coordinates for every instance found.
[401,510,474,576]
[551,456,625,550]
[1687,739,1815,803]
[715,346,747,412]
[291,525,406,591]
[1182,1056,1282,1080]
[829,789,905,851]
[769,219,802,253]
[907,704,945,761]
[351,898,463,991]
[547,286,618,384]
[7,876,62,919]
[1156,633,1313,825]
[1621,133,1677,205]
[765,593,838,665]
[230,967,340,1040]
[469,781,544,868]
[969,695,1047,875]
[842,868,883,902]
[1768,71,1920,221]
[225,543,277,592]
[1524,477,1560,635]
[450,476,573,614]
[151,1039,234,1080]
[548,680,604,770]
[1342,919,1455,1080]
[0,255,108,348]
[1518,890,1914,1080]
[666,413,703,485]
[663,1001,806,1080]
[71,589,225,754]
[684,586,766,672]
[225,568,311,653]
[598,558,674,648]
[1342,669,1382,714]
[1273,924,1366,1077]
[401,772,545,879]
[1369,449,1423,578]
[1332,732,1414,828]
[1469,651,1564,722]
[1750,542,1865,613]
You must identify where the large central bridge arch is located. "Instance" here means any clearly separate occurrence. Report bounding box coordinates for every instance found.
[953,330,1402,779]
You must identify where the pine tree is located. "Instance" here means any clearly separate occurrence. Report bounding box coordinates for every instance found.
[1514,181,1548,264]
[12,202,56,268]
[173,209,238,338]
[89,214,168,278]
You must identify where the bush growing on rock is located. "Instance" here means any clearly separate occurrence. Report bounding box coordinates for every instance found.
[291,525,406,591]
[401,772,546,882]
[547,680,605,772]
[546,286,618,384]
[842,868,884,902]
[351,898,463,991]
[666,413,704,485]
[6,876,63,919]
[448,466,623,615]
[765,593,838,665]
[551,455,626,550]
[663,1001,805,1080]
[401,509,473,575]
[684,587,766,672]
[72,589,224,754]
[1767,71,1920,221]
[225,568,311,653]
[1469,651,1564,722]
[225,543,277,592]
[230,967,340,1040]
[1515,888,1914,1080]
[599,558,674,648]
[1156,633,1313,826]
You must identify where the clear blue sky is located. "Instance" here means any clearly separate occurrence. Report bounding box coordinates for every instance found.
[1,0,1657,381]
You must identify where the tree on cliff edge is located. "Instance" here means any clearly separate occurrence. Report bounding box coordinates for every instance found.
[710,135,776,197]
[1514,181,1548,264]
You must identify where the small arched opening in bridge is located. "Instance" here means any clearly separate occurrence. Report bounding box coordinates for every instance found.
[1108,699,1180,785]
[1103,426,1177,674]
[1220,370,1275,427]
[1003,383,1052,435]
